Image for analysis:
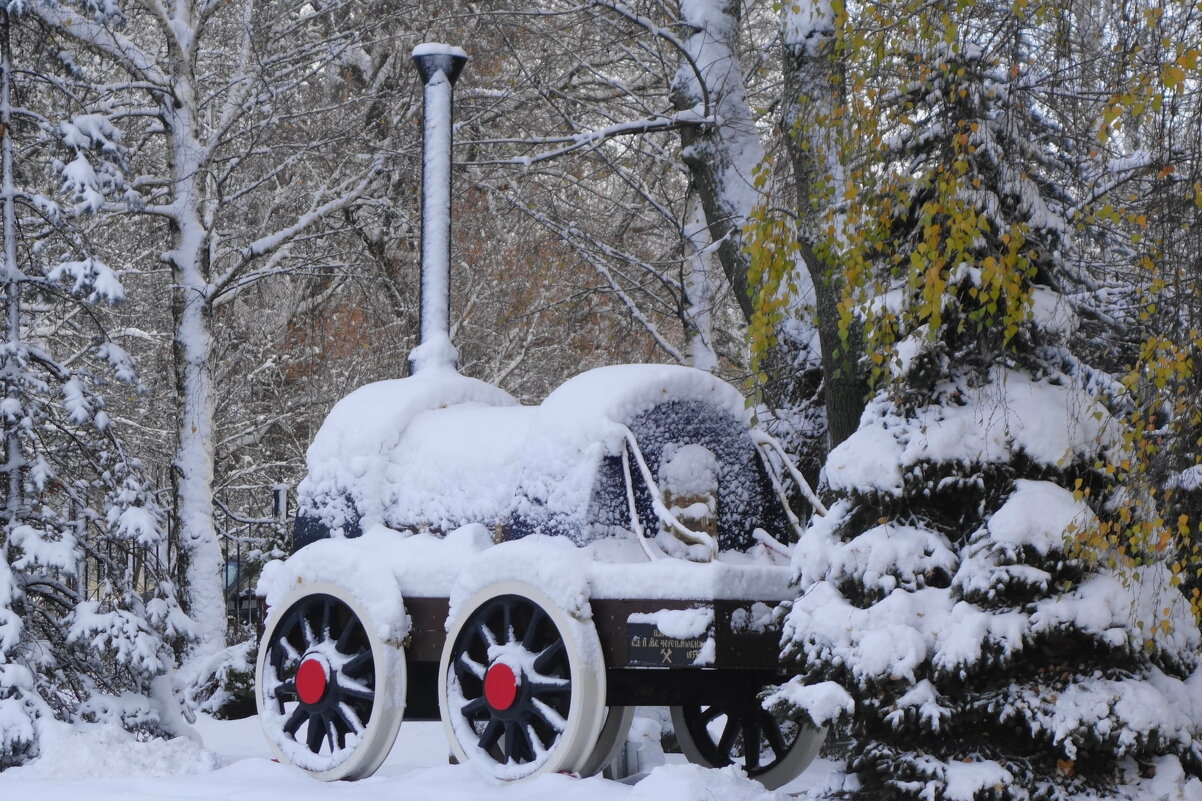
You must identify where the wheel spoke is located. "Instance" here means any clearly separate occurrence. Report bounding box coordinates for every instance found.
[320,599,333,641]
[761,712,788,759]
[478,717,504,751]
[525,723,546,758]
[516,721,537,762]
[504,720,521,762]
[742,716,762,770]
[337,680,375,703]
[274,680,297,700]
[697,705,723,726]
[335,614,359,652]
[528,678,569,697]
[283,705,307,737]
[456,652,486,681]
[461,696,488,719]
[272,621,302,670]
[288,618,309,648]
[533,639,565,673]
[527,715,554,753]
[716,714,739,761]
[530,697,567,732]
[341,649,373,678]
[475,619,498,651]
[522,606,546,649]
[336,701,366,735]
[306,714,325,752]
[501,601,514,645]
[301,615,318,648]
[327,717,342,751]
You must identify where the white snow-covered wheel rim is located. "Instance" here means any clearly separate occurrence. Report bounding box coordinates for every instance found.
[439,580,606,781]
[255,580,405,780]
[578,706,635,777]
[670,702,824,789]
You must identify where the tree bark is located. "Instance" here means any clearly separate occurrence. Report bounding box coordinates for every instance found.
[164,41,225,659]
[671,0,759,324]
[781,13,868,450]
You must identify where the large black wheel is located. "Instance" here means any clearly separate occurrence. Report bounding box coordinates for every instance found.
[256,581,405,780]
[439,581,606,781]
[671,698,824,789]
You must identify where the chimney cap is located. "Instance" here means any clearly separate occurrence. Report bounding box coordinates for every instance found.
[412,43,468,86]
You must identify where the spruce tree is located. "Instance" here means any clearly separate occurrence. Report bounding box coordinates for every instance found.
[0,8,185,766]
[768,5,1202,799]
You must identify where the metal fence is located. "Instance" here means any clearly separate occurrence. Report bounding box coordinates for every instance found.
[73,485,290,633]
[215,484,290,632]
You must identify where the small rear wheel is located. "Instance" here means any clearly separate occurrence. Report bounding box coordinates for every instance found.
[670,698,824,789]
[256,581,405,780]
[439,581,606,781]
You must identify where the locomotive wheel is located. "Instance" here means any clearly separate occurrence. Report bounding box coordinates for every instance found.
[439,581,606,781]
[256,581,405,780]
[670,699,824,789]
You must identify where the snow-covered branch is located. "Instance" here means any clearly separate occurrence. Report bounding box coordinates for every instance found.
[214,155,384,291]
[29,3,168,88]
[588,0,711,118]
[463,110,709,167]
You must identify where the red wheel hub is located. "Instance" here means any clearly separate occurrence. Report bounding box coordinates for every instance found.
[483,662,518,711]
[296,658,328,705]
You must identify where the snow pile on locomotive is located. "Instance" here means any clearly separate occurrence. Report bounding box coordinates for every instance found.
[292,361,791,559]
[254,43,823,790]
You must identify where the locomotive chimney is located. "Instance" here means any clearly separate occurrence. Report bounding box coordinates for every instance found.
[409,43,468,375]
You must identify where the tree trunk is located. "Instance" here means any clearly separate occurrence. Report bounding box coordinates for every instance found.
[671,0,760,325]
[682,188,718,372]
[1,8,22,535]
[672,0,829,473]
[165,71,225,660]
[781,9,868,450]
[170,272,223,659]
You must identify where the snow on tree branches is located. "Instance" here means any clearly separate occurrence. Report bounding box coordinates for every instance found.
[768,1,1202,799]
[0,8,185,766]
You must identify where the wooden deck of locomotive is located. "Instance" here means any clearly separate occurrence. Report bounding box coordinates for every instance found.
[400,595,788,719]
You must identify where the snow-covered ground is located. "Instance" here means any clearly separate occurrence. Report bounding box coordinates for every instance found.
[0,714,849,801]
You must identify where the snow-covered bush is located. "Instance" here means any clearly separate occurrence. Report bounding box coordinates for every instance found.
[184,639,257,720]
[770,8,1202,800]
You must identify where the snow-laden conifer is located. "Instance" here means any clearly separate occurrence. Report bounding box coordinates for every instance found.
[0,8,185,766]
[769,6,1202,799]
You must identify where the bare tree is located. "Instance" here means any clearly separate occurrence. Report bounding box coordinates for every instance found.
[28,0,385,663]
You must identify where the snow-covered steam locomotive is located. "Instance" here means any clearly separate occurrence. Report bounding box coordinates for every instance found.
[253,43,824,788]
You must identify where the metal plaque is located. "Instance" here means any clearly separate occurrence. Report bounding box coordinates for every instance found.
[627,622,707,667]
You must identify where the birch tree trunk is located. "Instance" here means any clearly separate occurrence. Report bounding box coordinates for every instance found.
[670,0,761,324]
[0,25,28,712]
[1,11,21,526]
[781,0,867,450]
[682,188,718,372]
[669,0,827,476]
[157,17,222,657]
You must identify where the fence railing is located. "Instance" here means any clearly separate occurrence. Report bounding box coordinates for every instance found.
[75,485,290,634]
[215,484,290,632]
